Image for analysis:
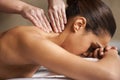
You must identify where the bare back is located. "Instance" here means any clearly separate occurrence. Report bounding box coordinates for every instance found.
[0,26,120,80]
[0,26,44,79]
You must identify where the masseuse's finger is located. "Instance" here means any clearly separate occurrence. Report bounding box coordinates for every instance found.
[27,12,45,31]
[21,8,42,27]
[27,14,40,27]
[21,5,51,32]
[31,11,43,27]
[62,8,67,30]
[53,11,62,32]
[48,0,67,32]
[49,10,58,32]
[42,13,52,32]
[58,10,64,31]
[36,9,50,32]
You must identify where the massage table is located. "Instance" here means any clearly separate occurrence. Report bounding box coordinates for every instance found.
[8,58,98,80]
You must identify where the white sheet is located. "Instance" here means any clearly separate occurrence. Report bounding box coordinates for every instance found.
[8,66,69,80]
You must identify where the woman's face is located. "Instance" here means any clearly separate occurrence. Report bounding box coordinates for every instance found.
[60,17,111,56]
[61,31,111,55]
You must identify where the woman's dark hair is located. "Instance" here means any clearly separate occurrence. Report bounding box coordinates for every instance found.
[66,0,116,37]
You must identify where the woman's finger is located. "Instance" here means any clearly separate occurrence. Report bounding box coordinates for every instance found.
[93,48,99,58]
[105,46,112,51]
[93,48,104,59]
[111,46,118,50]
[99,48,104,59]
[105,46,118,52]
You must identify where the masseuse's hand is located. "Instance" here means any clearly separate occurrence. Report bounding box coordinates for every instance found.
[21,5,52,33]
[48,0,67,33]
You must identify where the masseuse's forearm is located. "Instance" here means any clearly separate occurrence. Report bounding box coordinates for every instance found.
[0,0,28,14]
[48,0,64,7]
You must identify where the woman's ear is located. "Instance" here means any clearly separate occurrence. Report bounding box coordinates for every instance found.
[73,17,86,33]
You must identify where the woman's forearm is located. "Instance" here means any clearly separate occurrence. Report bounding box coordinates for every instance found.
[20,33,117,80]
[0,0,28,14]
[98,50,120,79]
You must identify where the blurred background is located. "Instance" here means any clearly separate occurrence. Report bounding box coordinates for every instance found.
[0,0,120,51]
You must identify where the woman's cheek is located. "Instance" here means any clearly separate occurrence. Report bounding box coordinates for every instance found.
[80,46,90,54]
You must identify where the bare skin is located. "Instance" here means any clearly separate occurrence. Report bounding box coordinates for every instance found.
[0,17,120,80]
[0,0,66,32]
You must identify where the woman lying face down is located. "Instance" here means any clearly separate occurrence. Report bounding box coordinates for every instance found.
[0,0,120,80]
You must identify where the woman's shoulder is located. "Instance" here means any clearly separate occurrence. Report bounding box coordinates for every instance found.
[0,26,47,42]
[2,26,43,37]
[7,26,42,34]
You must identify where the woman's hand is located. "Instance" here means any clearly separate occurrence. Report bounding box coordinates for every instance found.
[21,5,52,33]
[95,46,118,59]
[81,46,118,59]
[48,0,67,33]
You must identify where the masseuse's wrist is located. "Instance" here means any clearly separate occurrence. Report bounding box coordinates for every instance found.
[48,0,64,7]
[16,1,30,14]
[48,0,53,8]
